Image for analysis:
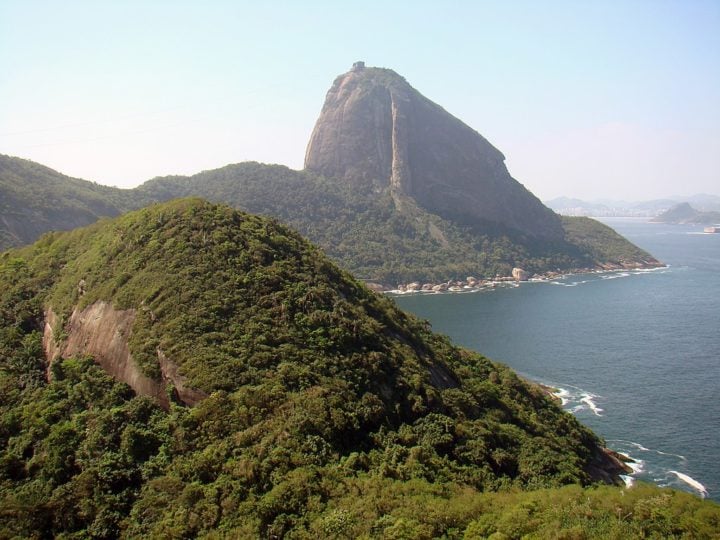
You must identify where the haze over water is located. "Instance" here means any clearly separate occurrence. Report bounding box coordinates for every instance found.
[395,218,720,501]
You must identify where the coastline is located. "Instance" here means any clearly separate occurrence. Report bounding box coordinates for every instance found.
[388,216,720,500]
[369,260,666,295]
[532,380,635,485]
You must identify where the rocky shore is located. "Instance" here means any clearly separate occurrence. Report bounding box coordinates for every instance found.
[366,261,665,294]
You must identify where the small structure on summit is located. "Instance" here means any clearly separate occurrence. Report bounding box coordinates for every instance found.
[352,61,365,71]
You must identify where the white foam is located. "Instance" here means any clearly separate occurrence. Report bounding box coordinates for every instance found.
[669,471,708,498]
[630,442,651,452]
[627,458,645,475]
[656,449,687,461]
[609,439,686,461]
[632,266,669,274]
[580,393,604,416]
[600,272,631,280]
[553,387,570,406]
[620,475,635,488]
[549,383,605,416]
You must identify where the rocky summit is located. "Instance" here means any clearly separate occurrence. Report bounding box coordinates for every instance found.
[305,62,564,240]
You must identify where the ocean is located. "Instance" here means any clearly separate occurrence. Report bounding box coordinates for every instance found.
[394,218,720,501]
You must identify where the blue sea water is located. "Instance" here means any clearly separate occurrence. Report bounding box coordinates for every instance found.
[394,218,720,501]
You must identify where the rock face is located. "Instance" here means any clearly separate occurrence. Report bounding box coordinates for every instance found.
[305,64,564,240]
[512,267,530,281]
[43,302,206,408]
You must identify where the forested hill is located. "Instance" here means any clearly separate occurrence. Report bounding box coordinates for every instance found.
[0,154,143,249]
[137,163,661,284]
[0,198,716,537]
[1,154,660,285]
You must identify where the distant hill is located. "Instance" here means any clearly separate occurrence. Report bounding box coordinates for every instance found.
[1,64,662,283]
[546,195,720,217]
[679,193,720,212]
[131,162,659,285]
[0,198,661,537]
[651,202,720,225]
[0,154,144,248]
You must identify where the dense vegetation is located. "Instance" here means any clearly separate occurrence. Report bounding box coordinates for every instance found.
[0,155,130,215]
[1,156,658,284]
[136,163,658,284]
[2,199,712,538]
[3,358,718,539]
[0,154,142,250]
[560,216,659,266]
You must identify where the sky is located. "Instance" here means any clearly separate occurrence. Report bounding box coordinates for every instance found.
[1,0,718,201]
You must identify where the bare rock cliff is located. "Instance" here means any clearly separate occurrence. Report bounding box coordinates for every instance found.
[305,64,564,240]
[43,301,206,408]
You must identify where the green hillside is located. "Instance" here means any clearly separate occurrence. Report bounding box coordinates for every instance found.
[2,198,712,538]
[0,154,145,250]
[1,156,659,284]
[136,162,660,284]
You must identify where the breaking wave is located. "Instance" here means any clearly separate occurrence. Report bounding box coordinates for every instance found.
[669,471,708,498]
[548,383,604,417]
[547,266,670,287]
[534,383,709,499]
[606,439,708,498]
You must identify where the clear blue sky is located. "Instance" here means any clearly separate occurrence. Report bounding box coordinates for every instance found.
[1,0,718,200]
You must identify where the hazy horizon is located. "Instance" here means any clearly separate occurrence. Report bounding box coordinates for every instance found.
[1,1,718,201]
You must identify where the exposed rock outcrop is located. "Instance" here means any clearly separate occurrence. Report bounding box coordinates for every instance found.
[512,267,530,281]
[305,64,564,240]
[157,349,207,406]
[43,301,206,408]
[586,447,634,486]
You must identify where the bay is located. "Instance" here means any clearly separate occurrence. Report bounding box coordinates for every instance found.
[394,218,720,501]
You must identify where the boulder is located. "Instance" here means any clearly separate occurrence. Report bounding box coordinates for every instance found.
[512,268,530,281]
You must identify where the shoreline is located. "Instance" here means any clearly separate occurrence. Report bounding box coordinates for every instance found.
[368,260,666,295]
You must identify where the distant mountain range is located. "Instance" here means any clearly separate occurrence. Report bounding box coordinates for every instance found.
[545,194,720,217]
